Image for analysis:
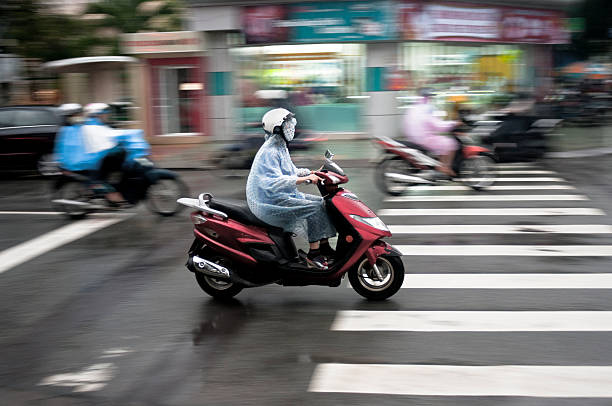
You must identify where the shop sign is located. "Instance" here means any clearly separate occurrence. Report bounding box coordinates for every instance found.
[402,3,500,42]
[122,31,205,54]
[399,1,569,44]
[500,8,569,44]
[243,1,396,44]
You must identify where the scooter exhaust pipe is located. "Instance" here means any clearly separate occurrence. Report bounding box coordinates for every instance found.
[189,255,231,279]
[384,172,433,184]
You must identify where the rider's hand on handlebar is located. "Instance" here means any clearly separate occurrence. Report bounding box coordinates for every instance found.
[297,173,323,185]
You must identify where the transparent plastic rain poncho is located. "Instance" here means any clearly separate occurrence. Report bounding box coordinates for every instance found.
[246,133,336,243]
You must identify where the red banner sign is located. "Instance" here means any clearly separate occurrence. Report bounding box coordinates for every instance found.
[399,1,568,44]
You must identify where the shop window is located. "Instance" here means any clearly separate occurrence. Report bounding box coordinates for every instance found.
[159,66,199,135]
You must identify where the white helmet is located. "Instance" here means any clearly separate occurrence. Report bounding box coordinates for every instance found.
[84,102,110,117]
[58,103,82,116]
[261,108,297,142]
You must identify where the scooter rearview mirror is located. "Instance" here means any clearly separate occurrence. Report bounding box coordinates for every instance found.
[324,149,334,160]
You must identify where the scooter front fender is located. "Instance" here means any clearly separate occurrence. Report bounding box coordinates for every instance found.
[365,240,401,265]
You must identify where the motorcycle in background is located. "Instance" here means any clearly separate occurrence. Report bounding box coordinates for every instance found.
[52,130,188,219]
[374,131,497,196]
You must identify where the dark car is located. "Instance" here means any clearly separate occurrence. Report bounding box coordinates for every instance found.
[0,106,62,174]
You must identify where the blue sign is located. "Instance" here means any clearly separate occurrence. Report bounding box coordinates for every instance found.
[284,1,397,42]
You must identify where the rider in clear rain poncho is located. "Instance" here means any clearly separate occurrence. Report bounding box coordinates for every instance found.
[246,108,336,270]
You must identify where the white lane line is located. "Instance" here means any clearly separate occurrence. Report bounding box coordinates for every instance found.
[309,364,612,397]
[384,194,588,202]
[397,245,612,256]
[39,363,116,393]
[0,217,126,275]
[0,211,65,215]
[495,163,539,169]
[405,185,576,191]
[379,208,604,216]
[400,273,612,289]
[389,224,612,234]
[331,310,612,332]
[463,177,566,182]
[493,170,556,174]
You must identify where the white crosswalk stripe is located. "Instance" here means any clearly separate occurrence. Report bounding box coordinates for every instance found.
[399,273,612,289]
[401,184,576,190]
[309,162,612,400]
[389,224,612,234]
[331,310,612,331]
[385,194,588,202]
[379,207,605,216]
[310,364,612,397]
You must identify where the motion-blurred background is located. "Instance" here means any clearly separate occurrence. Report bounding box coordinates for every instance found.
[0,0,610,170]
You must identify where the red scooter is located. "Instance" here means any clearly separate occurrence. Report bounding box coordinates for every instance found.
[178,150,404,301]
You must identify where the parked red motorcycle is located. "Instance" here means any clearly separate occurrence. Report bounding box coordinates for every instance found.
[374,132,497,196]
[178,151,404,301]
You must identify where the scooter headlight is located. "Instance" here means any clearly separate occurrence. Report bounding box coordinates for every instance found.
[349,214,389,232]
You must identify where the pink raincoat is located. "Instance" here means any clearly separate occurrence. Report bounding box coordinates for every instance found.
[403,99,458,156]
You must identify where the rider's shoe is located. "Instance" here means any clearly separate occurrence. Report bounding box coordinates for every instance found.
[306,249,328,270]
[319,242,336,265]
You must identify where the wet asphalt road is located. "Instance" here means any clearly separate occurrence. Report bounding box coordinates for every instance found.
[1,155,612,405]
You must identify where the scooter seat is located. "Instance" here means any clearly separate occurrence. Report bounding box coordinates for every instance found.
[208,197,282,231]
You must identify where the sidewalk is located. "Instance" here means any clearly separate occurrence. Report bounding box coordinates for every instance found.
[151,126,612,170]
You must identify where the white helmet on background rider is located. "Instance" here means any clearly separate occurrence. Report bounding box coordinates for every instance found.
[58,103,82,116]
[261,108,297,143]
[84,102,111,117]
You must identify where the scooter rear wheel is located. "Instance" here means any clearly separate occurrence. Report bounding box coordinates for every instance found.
[349,255,404,301]
[195,273,243,300]
[53,180,90,219]
[459,155,496,190]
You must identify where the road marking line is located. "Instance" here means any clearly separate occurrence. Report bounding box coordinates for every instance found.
[0,217,125,275]
[331,310,612,331]
[495,163,539,169]
[39,363,116,393]
[0,211,65,215]
[309,364,612,397]
[397,245,612,256]
[404,185,576,191]
[398,273,612,289]
[384,194,588,202]
[379,208,604,216]
[389,224,612,234]
[463,177,566,182]
[492,170,556,174]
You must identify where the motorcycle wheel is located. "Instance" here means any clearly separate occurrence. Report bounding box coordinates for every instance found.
[459,155,496,190]
[194,256,243,300]
[349,254,404,301]
[52,180,90,219]
[376,157,417,196]
[146,178,189,217]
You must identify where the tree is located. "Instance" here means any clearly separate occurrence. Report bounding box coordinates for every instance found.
[84,0,183,54]
[1,0,88,61]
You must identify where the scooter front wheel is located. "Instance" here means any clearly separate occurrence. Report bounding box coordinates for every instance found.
[376,157,418,196]
[349,255,404,301]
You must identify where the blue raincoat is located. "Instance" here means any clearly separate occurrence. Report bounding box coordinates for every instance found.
[246,134,336,243]
[54,118,149,171]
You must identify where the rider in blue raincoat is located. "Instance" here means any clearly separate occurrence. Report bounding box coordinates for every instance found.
[54,103,149,204]
[246,108,336,270]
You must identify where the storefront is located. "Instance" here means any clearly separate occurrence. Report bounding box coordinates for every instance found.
[122,31,208,142]
[187,0,569,139]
